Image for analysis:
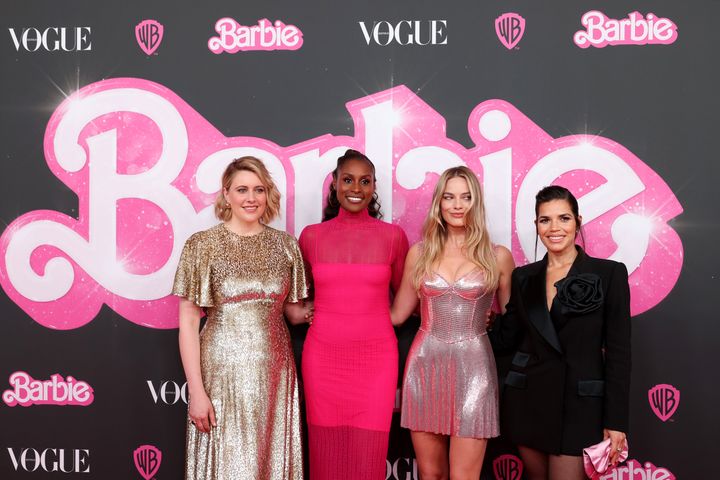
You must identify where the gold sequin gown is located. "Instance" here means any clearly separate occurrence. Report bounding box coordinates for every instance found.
[173,224,308,480]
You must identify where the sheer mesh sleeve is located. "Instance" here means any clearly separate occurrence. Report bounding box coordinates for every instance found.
[172,232,214,307]
[389,225,409,294]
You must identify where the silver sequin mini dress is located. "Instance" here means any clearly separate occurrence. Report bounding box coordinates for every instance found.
[400,269,500,438]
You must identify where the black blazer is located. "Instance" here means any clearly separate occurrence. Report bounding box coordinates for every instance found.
[490,247,631,455]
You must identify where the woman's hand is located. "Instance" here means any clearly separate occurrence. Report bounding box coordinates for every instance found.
[189,390,216,434]
[284,300,314,325]
[603,428,627,466]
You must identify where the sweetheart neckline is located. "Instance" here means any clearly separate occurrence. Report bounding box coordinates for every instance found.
[432,267,480,286]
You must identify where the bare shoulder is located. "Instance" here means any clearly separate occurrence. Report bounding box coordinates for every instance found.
[494,244,515,267]
[407,242,423,261]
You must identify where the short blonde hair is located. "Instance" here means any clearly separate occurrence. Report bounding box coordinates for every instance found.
[214,156,281,223]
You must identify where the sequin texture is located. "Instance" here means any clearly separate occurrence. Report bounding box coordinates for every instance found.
[173,224,308,480]
[401,268,500,438]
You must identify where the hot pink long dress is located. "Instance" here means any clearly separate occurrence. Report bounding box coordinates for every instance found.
[299,208,408,480]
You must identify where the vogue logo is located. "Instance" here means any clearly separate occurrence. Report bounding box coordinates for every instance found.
[495,13,525,50]
[648,383,680,422]
[134,445,162,480]
[136,20,163,55]
[8,27,91,52]
[600,460,675,480]
[359,20,447,46]
[386,457,417,480]
[147,380,188,405]
[574,11,678,49]
[7,448,90,473]
[0,79,683,330]
[208,18,303,53]
[493,454,523,480]
[2,372,94,407]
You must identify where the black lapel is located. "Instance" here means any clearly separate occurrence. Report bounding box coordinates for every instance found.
[525,256,564,354]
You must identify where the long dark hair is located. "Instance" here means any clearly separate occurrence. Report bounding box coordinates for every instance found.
[534,185,585,259]
[322,149,383,221]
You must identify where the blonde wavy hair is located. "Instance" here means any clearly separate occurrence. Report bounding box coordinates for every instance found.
[214,156,281,223]
[413,166,498,290]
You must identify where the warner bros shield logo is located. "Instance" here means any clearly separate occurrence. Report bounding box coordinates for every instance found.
[648,383,680,422]
[135,20,164,55]
[134,445,162,480]
[493,454,524,480]
[495,13,526,49]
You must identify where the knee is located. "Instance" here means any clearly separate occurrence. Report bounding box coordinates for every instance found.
[417,468,448,480]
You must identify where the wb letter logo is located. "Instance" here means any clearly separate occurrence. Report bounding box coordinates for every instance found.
[649,384,680,422]
[133,445,162,480]
[495,13,525,49]
[136,20,164,55]
[493,454,524,480]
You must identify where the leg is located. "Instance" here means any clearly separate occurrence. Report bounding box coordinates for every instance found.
[517,445,549,480]
[411,431,449,480]
[448,436,487,480]
[548,454,584,480]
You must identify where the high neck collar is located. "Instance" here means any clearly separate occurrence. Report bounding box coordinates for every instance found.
[336,207,371,223]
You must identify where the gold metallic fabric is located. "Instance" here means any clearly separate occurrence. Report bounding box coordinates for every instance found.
[173,224,308,480]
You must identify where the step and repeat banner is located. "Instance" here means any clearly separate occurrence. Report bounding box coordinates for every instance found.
[1,1,716,478]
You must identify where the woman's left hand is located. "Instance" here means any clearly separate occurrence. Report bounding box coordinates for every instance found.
[603,428,627,466]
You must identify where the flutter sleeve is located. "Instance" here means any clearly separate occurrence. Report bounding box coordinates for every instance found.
[285,234,309,304]
[172,233,214,307]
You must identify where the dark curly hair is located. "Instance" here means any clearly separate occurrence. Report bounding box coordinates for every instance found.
[534,185,585,259]
[322,149,383,221]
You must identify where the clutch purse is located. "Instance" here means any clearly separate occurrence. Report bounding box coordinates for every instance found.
[583,437,629,479]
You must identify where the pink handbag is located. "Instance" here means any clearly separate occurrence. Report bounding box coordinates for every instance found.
[583,437,629,479]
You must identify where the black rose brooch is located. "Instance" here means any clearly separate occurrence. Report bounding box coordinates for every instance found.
[554,273,604,315]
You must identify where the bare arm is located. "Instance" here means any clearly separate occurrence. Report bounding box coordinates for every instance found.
[178,298,216,433]
[495,245,515,314]
[390,244,421,326]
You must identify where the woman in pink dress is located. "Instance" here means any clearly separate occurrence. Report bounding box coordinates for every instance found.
[391,166,514,480]
[299,149,409,479]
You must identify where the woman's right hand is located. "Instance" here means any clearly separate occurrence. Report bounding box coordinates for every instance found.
[189,390,216,433]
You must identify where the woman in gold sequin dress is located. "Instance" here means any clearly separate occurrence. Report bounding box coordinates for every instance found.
[391,166,514,479]
[173,157,310,480]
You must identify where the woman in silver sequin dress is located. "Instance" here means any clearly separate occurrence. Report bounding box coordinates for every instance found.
[391,166,514,479]
[174,157,311,480]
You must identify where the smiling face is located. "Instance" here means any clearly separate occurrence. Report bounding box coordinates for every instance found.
[535,199,581,255]
[334,158,375,214]
[440,176,472,228]
[223,170,267,225]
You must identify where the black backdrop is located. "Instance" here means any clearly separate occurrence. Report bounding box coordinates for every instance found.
[1,1,718,478]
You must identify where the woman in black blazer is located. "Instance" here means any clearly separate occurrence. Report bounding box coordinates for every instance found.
[490,186,631,480]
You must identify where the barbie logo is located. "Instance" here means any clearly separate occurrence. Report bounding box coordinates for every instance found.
[0,78,682,330]
[495,13,525,50]
[208,18,303,53]
[574,11,678,49]
[648,383,680,422]
[493,454,523,480]
[133,445,162,480]
[2,371,94,407]
[599,460,675,480]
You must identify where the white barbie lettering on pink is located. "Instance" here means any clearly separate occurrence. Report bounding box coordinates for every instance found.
[0,79,683,330]
[2,372,94,407]
[208,18,303,53]
[574,11,678,48]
